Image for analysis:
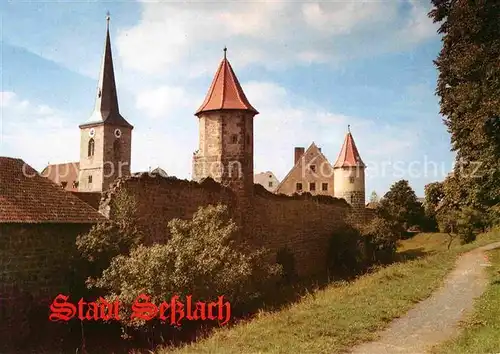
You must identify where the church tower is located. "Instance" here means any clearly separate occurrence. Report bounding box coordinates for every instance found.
[78,15,133,192]
[193,48,258,205]
[333,126,366,213]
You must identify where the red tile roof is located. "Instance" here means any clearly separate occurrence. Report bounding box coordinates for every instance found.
[41,162,80,192]
[0,157,105,223]
[195,50,258,116]
[334,131,365,168]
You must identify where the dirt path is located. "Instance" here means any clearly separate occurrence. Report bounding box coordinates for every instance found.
[350,241,500,354]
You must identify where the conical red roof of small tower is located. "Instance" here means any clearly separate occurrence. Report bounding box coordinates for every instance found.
[334,127,365,168]
[195,49,258,116]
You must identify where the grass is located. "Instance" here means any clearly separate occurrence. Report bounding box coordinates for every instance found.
[155,230,500,354]
[431,246,500,354]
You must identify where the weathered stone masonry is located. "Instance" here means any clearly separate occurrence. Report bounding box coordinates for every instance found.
[101,173,351,277]
[0,223,92,345]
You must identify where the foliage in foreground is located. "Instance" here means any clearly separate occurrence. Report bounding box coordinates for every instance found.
[88,204,281,328]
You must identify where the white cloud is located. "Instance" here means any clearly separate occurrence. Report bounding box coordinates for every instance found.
[136,86,193,119]
[0,91,79,170]
[116,0,438,78]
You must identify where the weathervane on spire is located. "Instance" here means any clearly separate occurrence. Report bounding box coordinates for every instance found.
[106,11,111,28]
[223,46,227,59]
[348,124,351,133]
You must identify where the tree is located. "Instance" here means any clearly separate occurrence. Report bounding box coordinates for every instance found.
[76,190,143,279]
[378,180,425,232]
[369,191,380,204]
[424,181,444,214]
[422,181,445,231]
[429,0,500,209]
[361,217,399,264]
[437,206,486,245]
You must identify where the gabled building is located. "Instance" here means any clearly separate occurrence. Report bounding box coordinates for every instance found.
[274,127,366,210]
[275,142,335,196]
[254,171,280,193]
[43,15,133,193]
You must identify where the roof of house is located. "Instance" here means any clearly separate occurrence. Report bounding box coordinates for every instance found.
[41,162,80,192]
[334,129,365,168]
[195,49,258,116]
[0,157,105,223]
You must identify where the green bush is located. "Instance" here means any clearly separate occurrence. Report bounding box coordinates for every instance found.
[89,204,281,328]
[76,190,143,279]
[326,224,365,276]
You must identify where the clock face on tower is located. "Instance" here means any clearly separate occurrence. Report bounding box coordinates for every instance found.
[114,129,122,138]
[89,128,95,137]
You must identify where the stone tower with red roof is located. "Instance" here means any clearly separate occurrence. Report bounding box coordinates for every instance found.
[78,15,133,192]
[193,48,258,212]
[333,126,366,214]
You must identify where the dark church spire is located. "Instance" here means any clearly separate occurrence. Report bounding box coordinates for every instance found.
[81,13,132,128]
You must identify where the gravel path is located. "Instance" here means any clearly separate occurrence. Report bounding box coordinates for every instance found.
[350,241,500,354]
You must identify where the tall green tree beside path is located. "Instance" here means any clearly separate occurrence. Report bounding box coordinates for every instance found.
[429,0,500,208]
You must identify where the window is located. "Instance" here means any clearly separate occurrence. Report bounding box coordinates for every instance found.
[72,181,79,188]
[61,181,68,189]
[231,135,238,144]
[322,183,328,191]
[349,176,355,184]
[310,164,316,172]
[350,195,354,204]
[88,175,93,184]
[268,181,273,187]
[296,182,303,191]
[309,182,316,191]
[88,138,95,157]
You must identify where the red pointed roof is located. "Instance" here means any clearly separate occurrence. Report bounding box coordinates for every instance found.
[334,128,365,168]
[195,49,258,116]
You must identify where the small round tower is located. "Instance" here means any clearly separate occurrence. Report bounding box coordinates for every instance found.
[333,126,366,215]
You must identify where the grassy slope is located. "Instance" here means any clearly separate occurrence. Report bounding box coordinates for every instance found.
[432,246,500,354]
[158,231,500,354]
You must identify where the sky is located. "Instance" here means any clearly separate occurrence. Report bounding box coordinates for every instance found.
[0,0,455,198]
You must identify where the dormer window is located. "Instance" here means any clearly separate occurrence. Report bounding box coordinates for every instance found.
[88,138,95,157]
[310,165,316,173]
